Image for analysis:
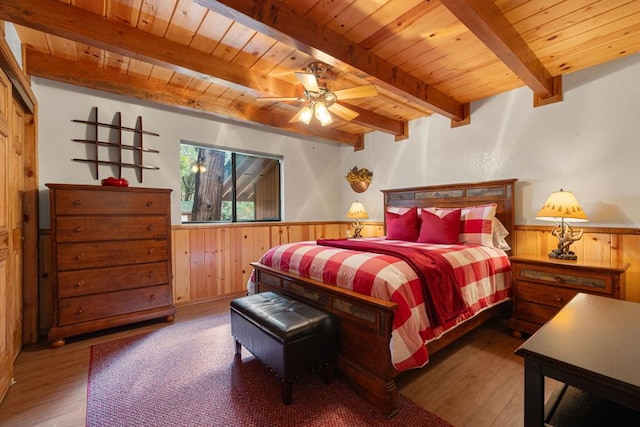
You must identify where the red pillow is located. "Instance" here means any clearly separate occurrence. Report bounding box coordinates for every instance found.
[425,204,497,247]
[385,207,419,241]
[418,209,461,244]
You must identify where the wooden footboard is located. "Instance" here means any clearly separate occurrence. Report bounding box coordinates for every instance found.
[251,261,511,417]
[252,262,400,416]
[250,178,518,416]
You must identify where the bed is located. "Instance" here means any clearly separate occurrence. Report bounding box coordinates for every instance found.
[249,178,517,416]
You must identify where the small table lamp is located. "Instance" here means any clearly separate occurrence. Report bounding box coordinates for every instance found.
[535,189,588,260]
[347,201,368,238]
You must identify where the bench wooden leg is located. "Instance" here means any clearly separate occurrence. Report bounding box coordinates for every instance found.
[282,380,293,405]
[323,363,334,385]
[234,339,242,357]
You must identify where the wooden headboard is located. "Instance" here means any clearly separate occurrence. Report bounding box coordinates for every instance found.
[381,178,518,249]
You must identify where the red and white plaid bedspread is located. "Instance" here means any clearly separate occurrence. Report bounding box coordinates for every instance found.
[248,237,511,371]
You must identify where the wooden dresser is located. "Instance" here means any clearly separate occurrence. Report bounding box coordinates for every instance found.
[46,184,176,347]
[508,254,629,337]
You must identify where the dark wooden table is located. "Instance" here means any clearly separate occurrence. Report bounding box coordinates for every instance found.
[515,293,640,426]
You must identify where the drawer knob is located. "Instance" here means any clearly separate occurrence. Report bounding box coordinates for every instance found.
[147,225,155,231]
[554,276,564,283]
[75,226,84,233]
[75,280,85,288]
[77,306,86,314]
[146,201,154,207]
[149,294,156,301]
[148,271,155,279]
[554,294,563,303]
[148,248,155,254]
[72,199,83,207]
[75,253,84,260]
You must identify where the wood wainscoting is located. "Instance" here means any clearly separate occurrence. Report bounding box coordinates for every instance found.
[38,221,385,334]
[37,222,640,336]
[170,221,385,305]
[514,225,640,303]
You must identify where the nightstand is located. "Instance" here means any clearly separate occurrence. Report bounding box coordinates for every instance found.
[508,255,630,337]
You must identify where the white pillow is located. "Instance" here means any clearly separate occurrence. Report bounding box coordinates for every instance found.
[386,206,413,215]
[492,217,511,251]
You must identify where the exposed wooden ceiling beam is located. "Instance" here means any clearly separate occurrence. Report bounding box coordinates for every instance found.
[336,103,408,139]
[0,0,298,98]
[24,48,362,147]
[342,106,405,138]
[440,0,560,100]
[195,0,469,123]
[0,0,404,138]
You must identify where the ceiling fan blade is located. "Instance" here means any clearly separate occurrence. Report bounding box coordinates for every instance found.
[289,108,304,123]
[256,96,302,102]
[333,84,378,100]
[294,72,321,92]
[328,103,360,121]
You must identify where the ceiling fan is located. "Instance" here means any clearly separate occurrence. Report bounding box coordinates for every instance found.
[256,62,378,126]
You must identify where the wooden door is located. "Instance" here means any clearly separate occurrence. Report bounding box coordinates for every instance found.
[0,66,12,401]
[9,99,24,357]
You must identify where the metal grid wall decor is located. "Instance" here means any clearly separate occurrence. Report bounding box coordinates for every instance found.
[72,107,159,183]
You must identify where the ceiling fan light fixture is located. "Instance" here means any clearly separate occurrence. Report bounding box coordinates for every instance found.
[191,163,206,173]
[257,62,375,126]
[314,102,333,126]
[298,104,314,125]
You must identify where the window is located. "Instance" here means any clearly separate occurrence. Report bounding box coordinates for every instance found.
[180,144,281,223]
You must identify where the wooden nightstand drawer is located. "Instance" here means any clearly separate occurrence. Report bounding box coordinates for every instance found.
[515,265,611,295]
[514,300,560,326]
[516,281,579,308]
[508,255,629,337]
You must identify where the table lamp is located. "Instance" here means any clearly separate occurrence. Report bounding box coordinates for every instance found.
[535,189,588,260]
[347,201,368,238]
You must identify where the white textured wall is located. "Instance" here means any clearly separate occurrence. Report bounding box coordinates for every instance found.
[34,53,640,229]
[5,24,22,67]
[34,79,344,227]
[340,54,640,227]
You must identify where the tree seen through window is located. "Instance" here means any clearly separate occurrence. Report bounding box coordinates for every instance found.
[180,144,281,222]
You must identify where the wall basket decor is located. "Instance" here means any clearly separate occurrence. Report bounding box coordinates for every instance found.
[72,107,159,183]
[345,166,373,193]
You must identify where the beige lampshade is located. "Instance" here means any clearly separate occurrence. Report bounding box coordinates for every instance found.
[535,189,588,222]
[347,202,368,219]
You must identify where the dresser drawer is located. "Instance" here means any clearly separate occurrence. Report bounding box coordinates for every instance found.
[54,189,169,216]
[57,240,168,270]
[514,264,612,295]
[57,284,172,326]
[57,262,170,298]
[55,216,168,242]
[515,281,580,309]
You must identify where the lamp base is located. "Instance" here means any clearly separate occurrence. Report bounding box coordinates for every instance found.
[549,223,584,261]
[548,248,577,260]
[352,219,364,238]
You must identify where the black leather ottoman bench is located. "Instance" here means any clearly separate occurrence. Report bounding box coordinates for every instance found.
[230,291,338,404]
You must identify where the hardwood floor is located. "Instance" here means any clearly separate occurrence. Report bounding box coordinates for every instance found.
[0,298,558,426]
[397,316,559,426]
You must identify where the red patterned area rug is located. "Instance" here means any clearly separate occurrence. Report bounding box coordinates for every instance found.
[86,313,452,427]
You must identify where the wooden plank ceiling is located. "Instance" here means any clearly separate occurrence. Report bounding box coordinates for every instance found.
[2,0,639,149]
